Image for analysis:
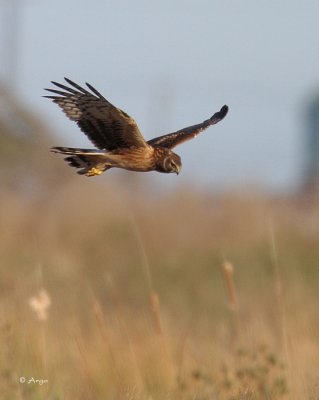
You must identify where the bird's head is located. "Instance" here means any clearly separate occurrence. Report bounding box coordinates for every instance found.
[156,149,182,175]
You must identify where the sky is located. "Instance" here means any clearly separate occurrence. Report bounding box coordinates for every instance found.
[1,0,319,192]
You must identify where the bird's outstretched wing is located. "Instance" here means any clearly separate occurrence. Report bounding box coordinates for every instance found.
[44,78,147,150]
[148,105,228,149]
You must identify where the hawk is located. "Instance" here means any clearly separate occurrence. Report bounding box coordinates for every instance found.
[45,78,228,177]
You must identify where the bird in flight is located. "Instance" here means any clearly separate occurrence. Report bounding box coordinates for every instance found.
[45,78,228,177]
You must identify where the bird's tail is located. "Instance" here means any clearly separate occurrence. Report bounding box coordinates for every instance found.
[51,146,112,176]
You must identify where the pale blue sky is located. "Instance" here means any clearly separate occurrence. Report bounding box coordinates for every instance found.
[1,0,319,191]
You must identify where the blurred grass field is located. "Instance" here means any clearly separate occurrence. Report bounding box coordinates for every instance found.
[2,177,319,399]
[1,102,319,399]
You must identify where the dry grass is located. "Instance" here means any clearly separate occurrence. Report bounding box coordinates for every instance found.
[1,176,319,399]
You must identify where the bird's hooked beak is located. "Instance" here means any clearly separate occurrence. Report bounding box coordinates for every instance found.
[175,165,181,175]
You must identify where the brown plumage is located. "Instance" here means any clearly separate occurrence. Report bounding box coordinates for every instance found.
[45,78,228,177]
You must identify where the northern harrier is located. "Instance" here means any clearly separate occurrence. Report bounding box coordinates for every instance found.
[45,78,228,177]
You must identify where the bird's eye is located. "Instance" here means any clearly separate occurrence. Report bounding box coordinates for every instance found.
[170,161,176,168]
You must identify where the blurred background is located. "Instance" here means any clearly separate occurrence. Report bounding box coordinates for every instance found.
[1,1,319,399]
[1,0,319,192]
